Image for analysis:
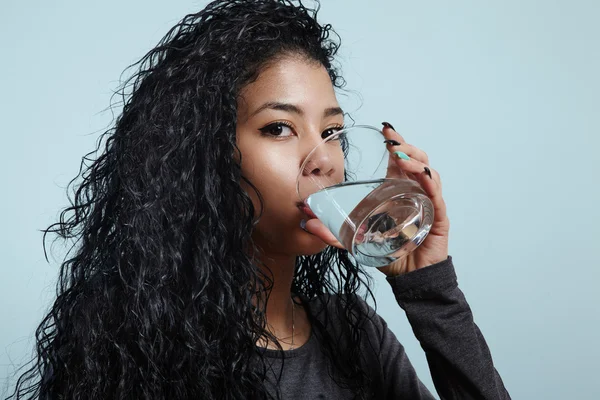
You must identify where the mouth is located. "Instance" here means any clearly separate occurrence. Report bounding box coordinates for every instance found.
[297,202,318,219]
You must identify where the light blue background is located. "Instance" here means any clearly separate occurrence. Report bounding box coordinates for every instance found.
[1,1,598,398]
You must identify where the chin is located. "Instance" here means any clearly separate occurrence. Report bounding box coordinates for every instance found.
[295,231,329,256]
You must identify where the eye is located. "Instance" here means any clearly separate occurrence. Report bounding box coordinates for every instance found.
[322,125,346,140]
[258,121,294,137]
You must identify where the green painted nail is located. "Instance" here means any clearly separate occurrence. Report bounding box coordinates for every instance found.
[394,151,410,160]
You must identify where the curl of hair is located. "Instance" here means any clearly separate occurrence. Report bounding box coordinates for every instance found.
[6,1,383,399]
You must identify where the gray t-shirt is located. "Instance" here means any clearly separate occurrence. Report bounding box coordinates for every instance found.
[258,256,511,399]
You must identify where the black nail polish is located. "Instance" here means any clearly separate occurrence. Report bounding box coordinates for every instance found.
[424,167,432,179]
[383,139,401,146]
[381,121,396,130]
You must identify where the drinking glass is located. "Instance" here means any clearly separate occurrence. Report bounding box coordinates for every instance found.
[296,124,434,267]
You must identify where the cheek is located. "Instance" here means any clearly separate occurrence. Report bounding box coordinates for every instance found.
[241,151,300,214]
[258,146,298,186]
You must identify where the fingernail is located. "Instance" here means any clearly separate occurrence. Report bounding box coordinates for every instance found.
[381,122,396,130]
[394,151,410,160]
[383,139,401,146]
[300,219,307,231]
[424,166,432,179]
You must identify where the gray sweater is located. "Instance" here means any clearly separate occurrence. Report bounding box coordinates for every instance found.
[258,256,511,399]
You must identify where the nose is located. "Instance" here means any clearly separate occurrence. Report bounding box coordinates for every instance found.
[299,134,341,189]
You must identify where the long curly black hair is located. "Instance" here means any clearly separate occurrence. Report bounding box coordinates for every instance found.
[6,1,383,399]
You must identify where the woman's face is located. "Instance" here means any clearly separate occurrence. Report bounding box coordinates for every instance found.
[236,55,345,256]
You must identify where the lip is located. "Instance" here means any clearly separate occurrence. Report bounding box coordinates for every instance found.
[297,203,318,219]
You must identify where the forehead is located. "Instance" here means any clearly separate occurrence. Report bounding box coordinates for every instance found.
[237,56,337,120]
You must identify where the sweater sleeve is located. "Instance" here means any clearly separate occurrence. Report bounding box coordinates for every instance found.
[380,255,511,399]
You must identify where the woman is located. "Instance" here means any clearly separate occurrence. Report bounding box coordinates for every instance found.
[8,0,510,399]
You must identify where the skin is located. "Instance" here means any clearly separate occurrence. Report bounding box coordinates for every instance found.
[236,54,344,349]
[235,53,450,350]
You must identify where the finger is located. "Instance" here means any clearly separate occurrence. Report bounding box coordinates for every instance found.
[384,140,430,166]
[392,154,441,187]
[419,169,447,220]
[396,158,448,223]
[303,218,345,249]
[381,122,406,142]
[381,124,430,166]
[384,149,422,185]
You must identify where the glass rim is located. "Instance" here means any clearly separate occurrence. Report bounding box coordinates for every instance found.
[295,124,384,202]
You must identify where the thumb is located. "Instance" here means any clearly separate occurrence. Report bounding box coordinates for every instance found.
[302,218,345,249]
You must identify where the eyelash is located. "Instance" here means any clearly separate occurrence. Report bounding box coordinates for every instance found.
[258,121,347,139]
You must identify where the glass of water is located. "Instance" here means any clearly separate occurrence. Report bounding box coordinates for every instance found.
[296,124,434,267]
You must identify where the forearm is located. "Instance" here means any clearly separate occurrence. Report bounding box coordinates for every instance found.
[386,256,511,399]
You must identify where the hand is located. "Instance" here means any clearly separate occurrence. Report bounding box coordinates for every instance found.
[301,122,450,277]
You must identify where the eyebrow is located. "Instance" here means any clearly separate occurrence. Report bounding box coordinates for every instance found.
[249,101,344,119]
